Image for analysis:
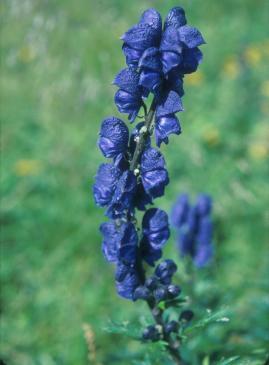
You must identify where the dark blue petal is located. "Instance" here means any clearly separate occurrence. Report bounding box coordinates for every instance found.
[139,69,162,92]
[160,27,182,54]
[162,51,182,74]
[140,237,162,266]
[178,25,206,48]
[98,117,129,158]
[134,182,152,210]
[156,90,183,119]
[164,7,187,29]
[121,23,161,51]
[114,89,142,122]
[114,68,141,95]
[100,221,138,264]
[140,8,162,31]
[155,114,181,147]
[122,44,143,66]
[142,208,170,250]
[171,194,189,228]
[93,163,121,207]
[116,267,140,300]
[167,70,184,96]
[113,153,130,172]
[106,170,137,218]
[196,194,212,216]
[138,47,162,71]
[118,223,138,264]
[100,221,119,262]
[141,147,166,171]
[141,169,169,198]
[179,47,203,74]
[141,148,169,198]
[115,261,129,281]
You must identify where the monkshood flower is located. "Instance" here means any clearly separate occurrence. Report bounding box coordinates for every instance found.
[118,6,205,147]
[114,68,144,122]
[93,6,204,363]
[98,117,129,159]
[171,193,214,267]
[140,147,169,198]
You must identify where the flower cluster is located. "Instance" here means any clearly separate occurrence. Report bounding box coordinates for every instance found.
[171,194,214,267]
[115,6,205,146]
[93,7,205,300]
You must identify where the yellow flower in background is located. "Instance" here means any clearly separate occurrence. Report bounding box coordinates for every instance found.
[261,80,269,97]
[244,45,262,66]
[18,45,36,63]
[223,58,240,79]
[202,127,220,147]
[248,143,268,160]
[186,71,204,86]
[14,159,42,176]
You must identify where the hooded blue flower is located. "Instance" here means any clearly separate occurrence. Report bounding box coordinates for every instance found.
[121,8,162,67]
[106,170,137,218]
[160,8,205,75]
[153,90,183,146]
[114,68,144,122]
[98,117,129,158]
[141,147,169,198]
[155,114,181,147]
[171,194,214,267]
[100,221,138,263]
[93,163,122,207]
[142,208,170,250]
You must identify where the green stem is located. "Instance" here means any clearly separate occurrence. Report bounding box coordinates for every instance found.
[130,98,156,171]
[147,302,184,365]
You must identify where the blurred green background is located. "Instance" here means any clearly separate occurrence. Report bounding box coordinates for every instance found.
[1,0,269,364]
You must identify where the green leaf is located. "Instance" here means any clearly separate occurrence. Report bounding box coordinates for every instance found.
[103,319,142,340]
[215,356,240,365]
[185,307,230,335]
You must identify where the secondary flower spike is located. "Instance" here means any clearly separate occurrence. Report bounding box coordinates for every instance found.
[171,193,214,267]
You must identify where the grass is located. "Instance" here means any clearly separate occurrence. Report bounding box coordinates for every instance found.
[1,0,269,364]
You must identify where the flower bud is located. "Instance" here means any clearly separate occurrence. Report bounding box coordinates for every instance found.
[154,287,168,302]
[164,320,179,334]
[179,309,194,322]
[145,276,158,290]
[167,284,181,298]
[142,325,160,341]
[133,286,151,301]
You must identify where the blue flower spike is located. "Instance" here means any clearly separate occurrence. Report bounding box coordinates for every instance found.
[93,6,206,361]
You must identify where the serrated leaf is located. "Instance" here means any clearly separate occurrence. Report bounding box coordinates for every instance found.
[215,356,240,365]
[103,319,141,339]
[185,307,230,334]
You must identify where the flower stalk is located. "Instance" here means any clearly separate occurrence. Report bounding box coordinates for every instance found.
[92,6,205,364]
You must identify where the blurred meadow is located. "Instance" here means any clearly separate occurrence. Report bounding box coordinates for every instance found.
[1,0,269,364]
